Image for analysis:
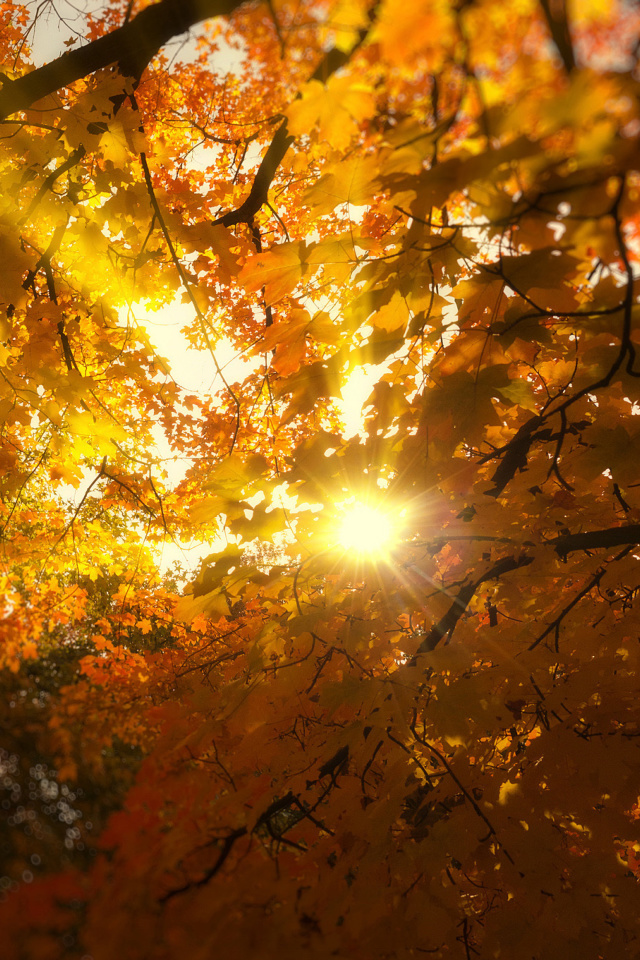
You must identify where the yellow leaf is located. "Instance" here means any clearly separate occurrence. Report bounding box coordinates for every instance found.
[306,235,360,285]
[324,0,370,52]
[67,410,127,455]
[286,74,375,150]
[258,309,310,355]
[203,453,269,496]
[239,241,309,305]
[369,289,410,333]
[498,780,521,805]
[179,223,239,282]
[303,155,378,216]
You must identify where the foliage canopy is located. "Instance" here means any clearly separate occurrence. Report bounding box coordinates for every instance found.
[2,0,640,957]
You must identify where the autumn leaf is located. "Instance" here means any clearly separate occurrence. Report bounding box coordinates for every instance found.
[239,240,310,304]
[374,0,456,70]
[286,73,376,151]
[303,154,379,216]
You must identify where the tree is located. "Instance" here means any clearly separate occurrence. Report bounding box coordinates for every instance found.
[2,0,640,956]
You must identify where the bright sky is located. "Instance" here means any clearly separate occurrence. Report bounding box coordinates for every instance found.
[25,0,242,66]
[134,298,251,484]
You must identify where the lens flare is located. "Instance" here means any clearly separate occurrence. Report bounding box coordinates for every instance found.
[337,502,394,557]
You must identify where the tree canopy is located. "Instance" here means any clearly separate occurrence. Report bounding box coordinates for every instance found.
[2,0,640,957]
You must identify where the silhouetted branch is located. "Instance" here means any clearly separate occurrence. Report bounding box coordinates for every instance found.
[159,826,247,902]
[212,33,374,229]
[0,0,244,121]
[528,545,633,650]
[413,554,534,656]
[551,524,640,558]
[213,119,295,228]
[539,0,575,73]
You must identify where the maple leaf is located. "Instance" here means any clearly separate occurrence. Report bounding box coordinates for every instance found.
[286,74,376,151]
[239,240,310,304]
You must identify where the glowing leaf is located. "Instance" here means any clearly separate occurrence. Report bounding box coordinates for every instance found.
[239,241,310,304]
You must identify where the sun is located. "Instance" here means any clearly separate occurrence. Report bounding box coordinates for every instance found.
[337,501,395,557]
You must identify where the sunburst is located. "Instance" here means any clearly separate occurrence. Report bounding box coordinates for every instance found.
[336,501,396,558]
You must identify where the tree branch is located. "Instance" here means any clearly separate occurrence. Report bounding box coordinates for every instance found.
[552,524,640,558]
[528,545,633,650]
[138,144,242,453]
[159,826,247,902]
[213,119,295,228]
[407,524,640,659]
[21,145,86,222]
[539,0,575,73]
[212,35,373,229]
[409,714,514,863]
[413,555,534,656]
[0,0,243,122]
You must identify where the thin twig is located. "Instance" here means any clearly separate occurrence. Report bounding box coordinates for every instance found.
[137,144,242,452]
[528,545,633,650]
